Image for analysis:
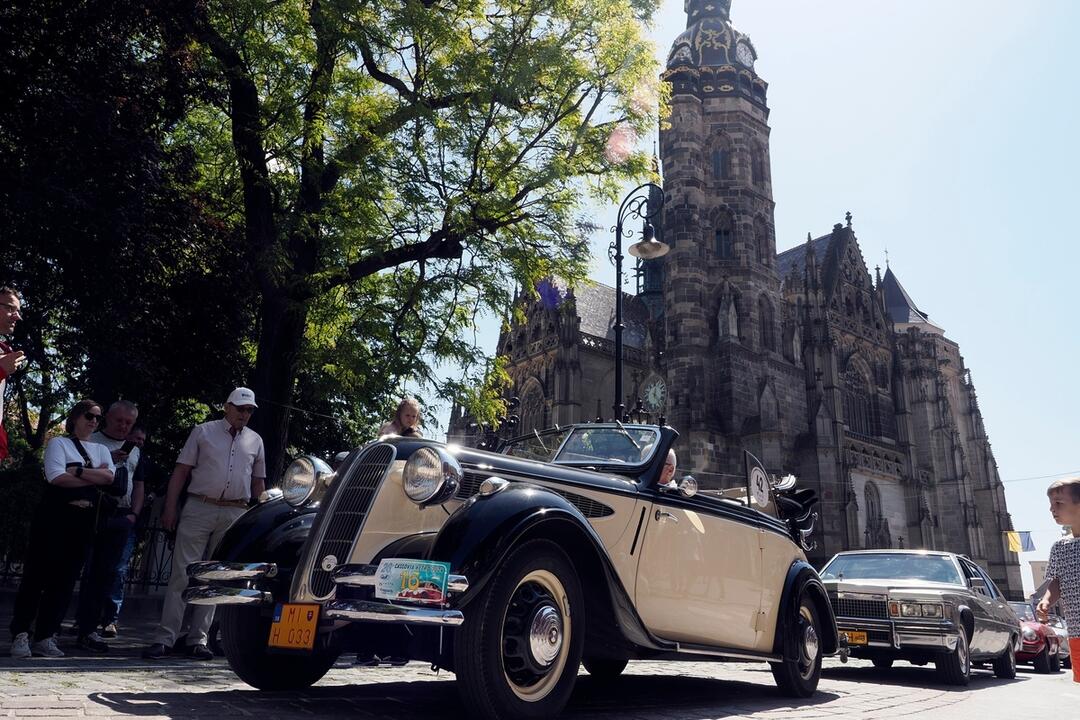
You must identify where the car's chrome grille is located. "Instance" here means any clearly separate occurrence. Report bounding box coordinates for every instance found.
[308,444,394,598]
[456,471,485,499]
[455,471,613,518]
[832,596,890,620]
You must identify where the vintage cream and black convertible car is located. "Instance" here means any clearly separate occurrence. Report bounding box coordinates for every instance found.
[184,424,838,719]
[820,550,1021,685]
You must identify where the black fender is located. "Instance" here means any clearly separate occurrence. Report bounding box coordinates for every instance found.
[430,482,670,653]
[773,560,839,660]
[210,498,317,596]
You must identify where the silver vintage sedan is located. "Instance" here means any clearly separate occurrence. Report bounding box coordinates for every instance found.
[820,550,1020,685]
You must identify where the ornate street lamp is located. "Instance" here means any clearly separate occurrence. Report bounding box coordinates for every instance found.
[609,182,667,421]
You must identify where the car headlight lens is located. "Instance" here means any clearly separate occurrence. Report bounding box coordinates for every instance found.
[282,456,333,507]
[402,447,461,505]
[900,603,922,617]
[1022,627,1038,641]
[921,604,943,618]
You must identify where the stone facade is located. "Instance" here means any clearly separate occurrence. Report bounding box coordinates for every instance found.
[449,0,1021,597]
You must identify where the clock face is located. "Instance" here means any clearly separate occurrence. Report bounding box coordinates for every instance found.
[643,377,667,412]
[735,42,755,68]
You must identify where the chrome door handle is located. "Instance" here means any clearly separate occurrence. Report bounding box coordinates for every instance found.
[655,509,679,523]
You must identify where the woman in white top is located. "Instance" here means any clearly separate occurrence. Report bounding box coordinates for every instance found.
[378,397,423,437]
[9,399,115,659]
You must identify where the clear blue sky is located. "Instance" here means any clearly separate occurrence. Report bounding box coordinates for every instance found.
[437,0,1080,592]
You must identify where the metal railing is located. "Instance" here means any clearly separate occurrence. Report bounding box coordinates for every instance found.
[0,521,174,594]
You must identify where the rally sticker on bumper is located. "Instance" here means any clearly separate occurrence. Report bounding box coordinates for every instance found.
[375,558,450,605]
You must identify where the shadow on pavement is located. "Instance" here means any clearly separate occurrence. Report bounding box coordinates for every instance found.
[823,662,1030,690]
[85,669,840,719]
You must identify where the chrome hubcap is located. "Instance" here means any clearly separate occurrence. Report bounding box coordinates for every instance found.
[528,606,563,666]
[803,624,820,665]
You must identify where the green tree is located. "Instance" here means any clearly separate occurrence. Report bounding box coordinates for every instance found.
[166,0,663,478]
[0,0,254,456]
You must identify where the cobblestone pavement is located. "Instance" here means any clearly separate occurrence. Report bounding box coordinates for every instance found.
[2,630,1076,720]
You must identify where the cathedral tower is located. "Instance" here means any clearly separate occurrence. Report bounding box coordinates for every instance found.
[660,0,797,479]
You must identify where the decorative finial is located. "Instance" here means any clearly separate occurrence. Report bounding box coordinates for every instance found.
[845,211,853,228]
[806,232,812,245]
[875,265,882,287]
[651,141,660,176]
[885,245,890,268]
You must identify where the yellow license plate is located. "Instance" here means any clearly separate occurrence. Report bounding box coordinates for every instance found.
[846,631,868,646]
[268,603,320,650]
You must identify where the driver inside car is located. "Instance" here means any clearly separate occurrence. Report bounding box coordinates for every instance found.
[659,449,677,488]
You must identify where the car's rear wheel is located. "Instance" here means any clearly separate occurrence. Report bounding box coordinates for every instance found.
[1033,643,1052,673]
[935,629,970,686]
[871,657,893,670]
[218,606,339,690]
[992,638,1017,679]
[454,540,584,720]
[582,657,628,681]
[771,594,823,697]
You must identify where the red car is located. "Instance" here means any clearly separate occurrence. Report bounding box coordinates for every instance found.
[1010,601,1062,673]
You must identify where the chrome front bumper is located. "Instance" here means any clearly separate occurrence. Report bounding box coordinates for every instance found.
[837,617,959,652]
[181,561,468,627]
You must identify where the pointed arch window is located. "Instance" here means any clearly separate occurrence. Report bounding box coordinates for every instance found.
[715,210,734,259]
[758,295,776,351]
[842,366,874,437]
[754,216,770,265]
[712,148,731,181]
[751,143,767,186]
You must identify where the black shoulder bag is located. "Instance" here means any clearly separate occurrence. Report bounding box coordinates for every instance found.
[70,438,128,531]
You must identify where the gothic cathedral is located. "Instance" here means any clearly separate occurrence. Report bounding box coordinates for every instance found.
[449,0,1022,597]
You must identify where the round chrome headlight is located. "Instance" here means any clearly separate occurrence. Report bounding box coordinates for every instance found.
[402,447,461,505]
[282,456,333,507]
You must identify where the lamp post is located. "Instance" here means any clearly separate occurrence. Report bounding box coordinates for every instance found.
[609,182,667,421]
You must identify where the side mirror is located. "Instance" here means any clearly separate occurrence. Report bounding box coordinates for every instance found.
[661,474,698,498]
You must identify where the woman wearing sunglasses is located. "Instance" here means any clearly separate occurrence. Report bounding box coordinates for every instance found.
[9,399,115,659]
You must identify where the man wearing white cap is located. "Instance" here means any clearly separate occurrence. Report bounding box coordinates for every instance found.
[143,387,266,660]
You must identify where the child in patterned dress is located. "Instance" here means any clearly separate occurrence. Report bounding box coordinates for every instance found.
[1038,476,1080,683]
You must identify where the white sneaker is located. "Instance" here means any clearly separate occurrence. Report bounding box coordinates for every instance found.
[31,635,65,658]
[10,632,31,659]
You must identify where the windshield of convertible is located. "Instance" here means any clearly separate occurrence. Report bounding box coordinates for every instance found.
[820,553,964,585]
[502,425,661,466]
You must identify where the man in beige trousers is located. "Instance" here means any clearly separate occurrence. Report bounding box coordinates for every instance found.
[142,388,266,659]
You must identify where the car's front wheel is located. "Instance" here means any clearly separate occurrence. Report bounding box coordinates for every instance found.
[218,606,339,690]
[1049,645,1062,673]
[454,539,584,720]
[992,638,1017,679]
[935,629,971,686]
[771,594,823,697]
[1033,643,1053,673]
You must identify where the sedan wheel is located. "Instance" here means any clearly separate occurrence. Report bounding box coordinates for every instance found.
[992,637,1017,679]
[454,540,584,720]
[935,629,970,686]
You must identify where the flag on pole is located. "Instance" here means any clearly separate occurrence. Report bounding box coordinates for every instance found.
[1005,531,1036,553]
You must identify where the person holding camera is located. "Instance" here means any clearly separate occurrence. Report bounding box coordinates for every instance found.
[0,284,26,461]
[143,387,265,660]
[9,400,115,659]
[378,397,423,437]
[73,400,143,652]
